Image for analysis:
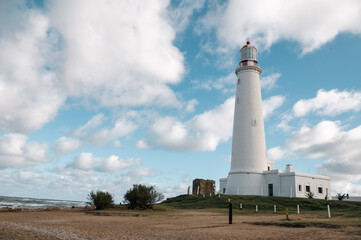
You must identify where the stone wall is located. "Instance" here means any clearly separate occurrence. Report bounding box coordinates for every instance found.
[192,179,215,195]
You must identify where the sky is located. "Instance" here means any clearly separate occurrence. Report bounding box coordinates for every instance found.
[1,0,361,202]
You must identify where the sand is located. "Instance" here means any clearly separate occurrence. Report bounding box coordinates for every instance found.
[0,208,360,240]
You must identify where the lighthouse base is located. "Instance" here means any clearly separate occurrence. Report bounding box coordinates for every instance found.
[224,172,265,195]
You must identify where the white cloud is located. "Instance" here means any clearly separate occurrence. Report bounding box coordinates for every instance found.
[72,113,105,137]
[328,181,361,196]
[260,73,281,91]
[72,113,137,146]
[223,155,231,162]
[87,118,138,146]
[47,0,184,107]
[198,0,361,54]
[0,133,49,169]
[267,146,286,162]
[54,136,81,155]
[293,89,361,117]
[158,183,189,198]
[140,97,235,151]
[98,156,141,173]
[136,139,151,149]
[0,0,188,133]
[71,152,141,173]
[168,0,205,33]
[185,99,199,112]
[72,153,101,170]
[0,2,65,132]
[271,121,361,183]
[124,168,160,178]
[113,140,123,148]
[262,95,285,119]
[192,72,235,92]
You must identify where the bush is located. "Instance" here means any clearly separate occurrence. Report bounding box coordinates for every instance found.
[305,192,314,199]
[124,184,164,210]
[88,191,114,210]
[336,193,346,201]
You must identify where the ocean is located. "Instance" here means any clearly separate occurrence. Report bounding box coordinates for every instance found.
[0,196,88,209]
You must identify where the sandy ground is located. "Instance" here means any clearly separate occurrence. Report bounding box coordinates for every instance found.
[0,208,360,240]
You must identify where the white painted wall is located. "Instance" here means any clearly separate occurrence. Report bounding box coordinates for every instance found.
[225,173,265,195]
[220,169,331,200]
[292,173,331,199]
[230,67,267,174]
[219,178,228,194]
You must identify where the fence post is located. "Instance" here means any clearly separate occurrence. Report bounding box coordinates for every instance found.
[327,203,331,218]
[229,202,232,224]
[256,205,258,212]
[274,205,276,213]
[297,205,300,214]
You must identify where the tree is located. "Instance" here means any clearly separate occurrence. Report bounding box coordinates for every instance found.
[336,193,346,201]
[88,191,114,210]
[123,184,164,210]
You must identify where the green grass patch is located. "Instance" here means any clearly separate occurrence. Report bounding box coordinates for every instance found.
[160,194,361,217]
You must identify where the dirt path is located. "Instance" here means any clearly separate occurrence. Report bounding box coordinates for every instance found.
[0,209,359,239]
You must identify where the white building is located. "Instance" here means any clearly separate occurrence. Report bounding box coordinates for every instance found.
[220,41,331,199]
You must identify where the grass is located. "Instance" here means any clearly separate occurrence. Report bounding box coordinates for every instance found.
[161,194,361,215]
[85,194,361,229]
[159,194,361,227]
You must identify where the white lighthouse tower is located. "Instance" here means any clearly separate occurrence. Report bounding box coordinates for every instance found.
[225,41,268,195]
[219,41,331,199]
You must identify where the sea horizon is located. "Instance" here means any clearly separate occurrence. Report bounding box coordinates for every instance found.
[0,195,88,209]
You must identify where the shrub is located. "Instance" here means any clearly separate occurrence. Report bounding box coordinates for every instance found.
[88,191,114,210]
[336,193,346,201]
[305,191,314,199]
[124,184,164,210]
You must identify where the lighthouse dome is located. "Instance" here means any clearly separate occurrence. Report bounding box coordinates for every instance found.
[240,41,258,62]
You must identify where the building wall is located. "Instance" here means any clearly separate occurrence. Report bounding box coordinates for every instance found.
[219,178,228,194]
[292,174,331,199]
[220,170,331,200]
[264,170,283,197]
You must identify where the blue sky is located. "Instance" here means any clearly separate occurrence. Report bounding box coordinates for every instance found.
[1,0,361,202]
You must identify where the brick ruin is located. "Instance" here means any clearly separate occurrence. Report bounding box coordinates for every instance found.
[192,179,215,195]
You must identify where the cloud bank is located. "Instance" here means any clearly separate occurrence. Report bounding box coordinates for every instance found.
[198,0,361,54]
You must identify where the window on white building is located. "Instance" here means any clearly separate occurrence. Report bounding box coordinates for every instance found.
[223,188,226,194]
[318,187,323,194]
[298,185,302,191]
[306,185,310,192]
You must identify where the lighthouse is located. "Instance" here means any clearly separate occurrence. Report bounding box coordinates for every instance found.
[225,41,268,195]
[219,41,331,199]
